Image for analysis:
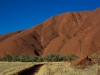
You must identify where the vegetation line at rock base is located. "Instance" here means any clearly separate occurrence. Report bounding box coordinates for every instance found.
[0,53,79,62]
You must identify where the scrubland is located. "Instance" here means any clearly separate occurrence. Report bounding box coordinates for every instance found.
[0,54,100,75]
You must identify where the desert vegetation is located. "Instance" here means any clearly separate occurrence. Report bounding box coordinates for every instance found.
[1,54,100,75]
[0,54,80,75]
[0,53,79,62]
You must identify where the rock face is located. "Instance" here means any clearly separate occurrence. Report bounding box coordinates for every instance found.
[71,56,92,69]
[0,8,100,57]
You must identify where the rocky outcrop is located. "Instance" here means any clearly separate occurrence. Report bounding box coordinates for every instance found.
[71,56,92,69]
[0,8,100,57]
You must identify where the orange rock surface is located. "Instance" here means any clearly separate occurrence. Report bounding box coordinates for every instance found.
[0,8,100,57]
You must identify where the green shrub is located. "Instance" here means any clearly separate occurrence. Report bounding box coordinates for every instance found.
[18,54,30,62]
[65,54,79,61]
[12,55,19,61]
[43,54,59,62]
[29,56,38,62]
[37,57,44,62]
[3,54,12,61]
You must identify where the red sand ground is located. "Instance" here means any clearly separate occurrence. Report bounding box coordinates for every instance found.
[0,8,100,58]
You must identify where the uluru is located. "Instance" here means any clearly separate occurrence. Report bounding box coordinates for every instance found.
[0,8,100,58]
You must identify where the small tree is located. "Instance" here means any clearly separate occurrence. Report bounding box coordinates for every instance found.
[65,54,79,61]
[37,57,44,62]
[43,54,60,62]
[12,55,19,61]
[57,55,67,61]
[30,56,38,62]
[3,54,12,62]
[19,54,30,62]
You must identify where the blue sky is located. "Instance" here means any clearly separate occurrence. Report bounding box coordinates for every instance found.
[0,0,100,34]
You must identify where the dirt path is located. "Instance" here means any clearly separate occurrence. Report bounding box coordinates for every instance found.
[18,64,44,75]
